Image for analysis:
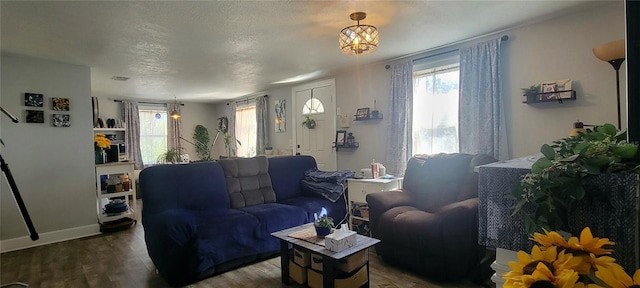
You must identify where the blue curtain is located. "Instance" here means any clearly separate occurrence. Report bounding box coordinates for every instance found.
[121,101,144,169]
[385,60,413,176]
[255,96,269,155]
[459,38,509,160]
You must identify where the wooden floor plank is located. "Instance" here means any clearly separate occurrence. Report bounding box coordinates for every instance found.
[1,200,493,287]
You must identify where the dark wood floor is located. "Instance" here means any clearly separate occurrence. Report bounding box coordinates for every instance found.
[1,200,492,287]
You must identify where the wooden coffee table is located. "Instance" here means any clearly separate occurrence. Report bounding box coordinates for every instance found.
[271,223,380,288]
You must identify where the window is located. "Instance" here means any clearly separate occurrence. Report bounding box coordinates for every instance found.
[235,103,257,157]
[412,62,460,155]
[139,106,167,165]
[302,98,324,115]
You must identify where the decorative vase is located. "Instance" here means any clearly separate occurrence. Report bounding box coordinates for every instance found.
[315,225,331,238]
[95,148,106,164]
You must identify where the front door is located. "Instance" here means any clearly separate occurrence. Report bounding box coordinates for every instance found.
[293,80,337,171]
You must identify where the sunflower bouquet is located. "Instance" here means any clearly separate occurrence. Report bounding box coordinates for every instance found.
[93,133,111,149]
[503,227,640,288]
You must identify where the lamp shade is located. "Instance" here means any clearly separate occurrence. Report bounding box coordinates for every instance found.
[339,12,379,55]
[593,39,625,62]
[170,109,181,119]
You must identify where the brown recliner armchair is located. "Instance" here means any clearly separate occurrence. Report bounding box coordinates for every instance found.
[366,153,497,281]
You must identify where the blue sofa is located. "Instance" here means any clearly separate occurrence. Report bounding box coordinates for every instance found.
[140,155,347,286]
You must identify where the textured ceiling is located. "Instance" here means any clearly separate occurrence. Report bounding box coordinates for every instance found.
[1,1,603,103]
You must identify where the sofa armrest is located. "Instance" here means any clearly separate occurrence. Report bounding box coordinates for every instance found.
[366,189,412,237]
[143,209,201,286]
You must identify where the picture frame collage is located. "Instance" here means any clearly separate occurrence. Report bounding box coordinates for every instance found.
[24,92,71,127]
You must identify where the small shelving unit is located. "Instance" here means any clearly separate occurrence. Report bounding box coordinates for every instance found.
[523,90,576,104]
[354,113,383,121]
[95,162,136,224]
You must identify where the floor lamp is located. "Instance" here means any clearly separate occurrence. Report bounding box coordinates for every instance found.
[593,39,626,130]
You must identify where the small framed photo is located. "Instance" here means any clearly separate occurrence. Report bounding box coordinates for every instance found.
[25,93,43,107]
[52,114,70,127]
[541,82,558,100]
[25,110,44,123]
[355,107,370,120]
[52,98,70,111]
[335,130,347,146]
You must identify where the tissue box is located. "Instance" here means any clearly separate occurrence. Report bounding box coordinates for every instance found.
[325,229,357,252]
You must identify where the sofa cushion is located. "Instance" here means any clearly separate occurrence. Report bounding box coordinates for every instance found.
[239,203,307,235]
[378,206,443,255]
[140,161,230,215]
[192,209,263,266]
[268,155,317,200]
[403,153,474,212]
[219,156,276,208]
[279,196,348,224]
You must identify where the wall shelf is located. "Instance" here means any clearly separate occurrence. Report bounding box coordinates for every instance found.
[333,142,359,151]
[354,113,383,121]
[523,90,576,104]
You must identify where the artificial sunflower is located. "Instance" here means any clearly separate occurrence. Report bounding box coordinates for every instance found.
[519,262,580,288]
[532,229,570,249]
[504,246,581,287]
[595,263,640,288]
[565,227,614,256]
[94,133,111,149]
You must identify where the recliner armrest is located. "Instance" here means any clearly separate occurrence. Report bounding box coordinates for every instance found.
[433,197,479,215]
[366,189,412,236]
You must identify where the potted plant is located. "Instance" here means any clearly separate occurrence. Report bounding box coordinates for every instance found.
[157,148,183,164]
[193,125,211,161]
[521,84,541,102]
[512,123,639,233]
[301,115,316,129]
[220,129,242,158]
[314,215,334,238]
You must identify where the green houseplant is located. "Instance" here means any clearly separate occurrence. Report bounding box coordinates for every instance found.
[301,115,316,129]
[314,215,334,238]
[512,123,639,234]
[220,129,241,158]
[157,148,183,164]
[193,124,211,161]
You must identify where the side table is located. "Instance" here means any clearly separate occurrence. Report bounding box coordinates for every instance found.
[271,223,380,288]
[347,178,403,232]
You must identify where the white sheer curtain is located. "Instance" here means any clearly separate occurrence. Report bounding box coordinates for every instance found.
[235,104,256,157]
[227,102,238,157]
[167,102,182,152]
[122,101,144,169]
[459,37,509,160]
[255,96,269,155]
[385,59,414,176]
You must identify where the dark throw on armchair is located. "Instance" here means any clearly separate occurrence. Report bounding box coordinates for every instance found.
[366,153,497,281]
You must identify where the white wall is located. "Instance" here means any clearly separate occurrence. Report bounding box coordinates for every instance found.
[225,1,625,171]
[1,53,98,247]
[504,2,625,157]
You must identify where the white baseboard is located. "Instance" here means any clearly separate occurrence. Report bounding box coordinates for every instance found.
[0,224,100,253]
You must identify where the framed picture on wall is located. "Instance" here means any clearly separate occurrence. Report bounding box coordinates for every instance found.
[52,114,70,127]
[52,98,70,111]
[25,110,44,123]
[24,93,43,107]
[335,130,347,146]
[355,107,370,120]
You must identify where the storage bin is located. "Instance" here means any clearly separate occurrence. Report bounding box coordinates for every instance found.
[307,264,368,288]
[309,249,368,273]
[289,261,307,285]
[293,247,310,267]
